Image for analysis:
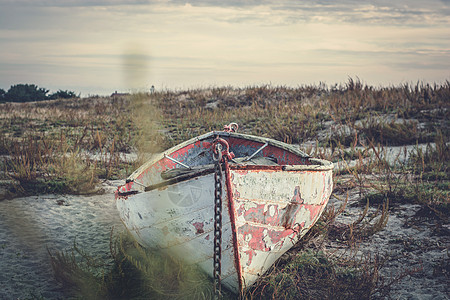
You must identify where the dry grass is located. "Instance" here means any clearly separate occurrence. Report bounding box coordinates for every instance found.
[2,79,449,298]
[49,231,223,300]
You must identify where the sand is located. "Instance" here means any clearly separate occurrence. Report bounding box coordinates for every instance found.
[329,194,449,299]
[0,180,124,299]
[0,178,448,299]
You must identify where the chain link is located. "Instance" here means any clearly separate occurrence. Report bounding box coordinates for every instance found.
[213,142,223,299]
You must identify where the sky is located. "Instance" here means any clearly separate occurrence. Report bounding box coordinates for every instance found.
[0,0,449,96]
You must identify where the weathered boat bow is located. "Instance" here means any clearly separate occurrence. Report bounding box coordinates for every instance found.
[116,125,333,293]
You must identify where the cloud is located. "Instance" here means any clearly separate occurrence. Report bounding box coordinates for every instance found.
[0,0,156,6]
[0,0,449,94]
[1,0,448,26]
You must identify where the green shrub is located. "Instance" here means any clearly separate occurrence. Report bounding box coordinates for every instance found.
[4,84,49,102]
[48,90,80,100]
[0,88,5,102]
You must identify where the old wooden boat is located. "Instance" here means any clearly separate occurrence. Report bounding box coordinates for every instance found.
[115,124,333,293]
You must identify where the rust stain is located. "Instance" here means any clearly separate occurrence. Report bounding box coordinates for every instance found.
[291,186,304,203]
[192,222,205,234]
[234,169,249,175]
[224,159,244,292]
[162,226,169,236]
[231,165,283,171]
[281,186,304,229]
[244,249,255,266]
[280,203,300,229]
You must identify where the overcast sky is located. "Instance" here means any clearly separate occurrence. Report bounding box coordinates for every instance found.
[1,0,449,96]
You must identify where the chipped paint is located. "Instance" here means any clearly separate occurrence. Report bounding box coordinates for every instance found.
[230,165,333,285]
[193,222,205,234]
[223,159,244,292]
[116,131,333,293]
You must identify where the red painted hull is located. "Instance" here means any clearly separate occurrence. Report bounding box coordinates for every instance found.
[116,131,333,293]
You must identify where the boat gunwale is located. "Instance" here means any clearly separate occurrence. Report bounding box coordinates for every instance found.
[135,160,333,193]
[128,131,333,183]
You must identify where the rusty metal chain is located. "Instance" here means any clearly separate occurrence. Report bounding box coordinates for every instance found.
[211,134,235,298]
[213,142,223,299]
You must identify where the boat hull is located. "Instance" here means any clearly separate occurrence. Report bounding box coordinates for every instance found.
[116,161,332,292]
[230,165,332,288]
[116,131,333,293]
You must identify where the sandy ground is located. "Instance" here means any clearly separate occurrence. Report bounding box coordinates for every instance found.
[0,180,124,300]
[329,191,449,300]
[0,178,448,299]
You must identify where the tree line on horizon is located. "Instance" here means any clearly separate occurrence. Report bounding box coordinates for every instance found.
[0,84,79,103]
